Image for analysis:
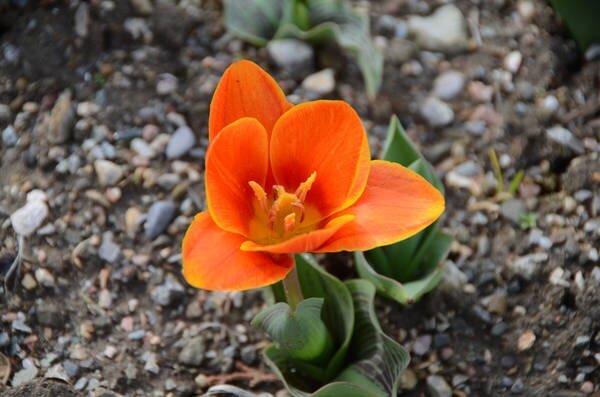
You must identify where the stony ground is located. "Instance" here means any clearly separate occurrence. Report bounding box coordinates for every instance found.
[0,0,599,396]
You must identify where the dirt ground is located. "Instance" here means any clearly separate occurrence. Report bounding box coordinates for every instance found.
[0,0,599,396]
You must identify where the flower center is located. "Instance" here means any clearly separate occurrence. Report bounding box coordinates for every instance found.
[248,172,317,241]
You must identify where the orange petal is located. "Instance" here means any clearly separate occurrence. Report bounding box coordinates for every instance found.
[205,117,269,237]
[270,100,371,219]
[240,215,355,254]
[315,160,445,252]
[182,212,294,291]
[209,60,292,140]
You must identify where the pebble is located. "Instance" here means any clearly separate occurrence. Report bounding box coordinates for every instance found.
[518,330,536,351]
[130,138,156,159]
[143,352,159,374]
[408,4,469,53]
[94,159,125,186]
[546,126,584,154]
[581,381,594,394]
[301,69,335,96]
[267,39,314,78]
[11,365,39,386]
[508,253,548,280]
[10,198,49,236]
[34,268,56,288]
[48,90,75,144]
[420,96,454,127]
[45,363,69,382]
[540,95,560,114]
[130,0,153,15]
[21,273,37,290]
[76,101,100,117]
[99,232,121,262]
[156,73,178,96]
[503,51,522,73]
[412,335,432,356]
[0,103,11,121]
[468,81,494,103]
[500,199,526,224]
[144,200,176,239]
[128,330,146,341]
[432,70,465,100]
[2,125,17,146]
[151,273,185,307]
[74,2,89,37]
[98,289,112,309]
[426,374,452,397]
[166,126,196,159]
[124,17,153,43]
[178,336,206,366]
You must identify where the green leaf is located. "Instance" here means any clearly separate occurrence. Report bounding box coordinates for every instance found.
[223,0,289,46]
[381,115,421,166]
[263,254,354,393]
[335,280,410,396]
[549,0,600,50]
[253,298,334,363]
[355,251,446,305]
[275,0,383,98]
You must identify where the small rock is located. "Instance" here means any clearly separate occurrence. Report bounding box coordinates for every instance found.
[178,336,205,366]
[98,232,121,262]
[439,261,467,293]
[143,352,160,374]
[74,2,89,37]
[131,138,156,159]
[508,253,548,280]
[21,273,37,290]
[166,126,196,159]
[503,51,522,73]
[98,289,112,309]
[518,330,536,351]
[37,303,66,328]
[48,90,75,144]
[130,0,153,15]
[468,81,494,103]
[420,96,454,127]
[151,273,185,307]
[2,125,18,146]
[412,335,432,356]
[144,200,176,239]
[408,4,469,53]
[0,103,11,121]
[45,363,69,382]
[549,267,569,287]
[94,159,125,186]
[267,39,314,79]
[581,381,594,394]
[487,293,507,315]
[426,374,452,397]
[401,369,418,390]
[125,207,142,236]
[432,70,465,100]
[76,101,100,117]
[156,73,178,96]
[500,199,526,224]
[124,18,153,43]
[301,69,335,96]
[546,126,584,155]
[11,199,49,236]
[34,268,56,288]
[11,365,39,387]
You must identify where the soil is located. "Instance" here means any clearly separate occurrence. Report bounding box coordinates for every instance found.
[0,0,599,396]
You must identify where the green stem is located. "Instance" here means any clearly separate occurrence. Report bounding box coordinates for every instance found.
[282,264,303,312]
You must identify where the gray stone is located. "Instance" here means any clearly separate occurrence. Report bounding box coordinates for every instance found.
[301,69,335,96]
[11,365,39,387]
[151,273,185,307]
[178,336,205,366]
[500,199,526,224]
[99,232,121,262]
[37,303,66,328]
[2,125,18,146]
[432,70,465,100]
[74,2,89,37]
[267,39,314,79]
[10,199,49,236]
[156,73,178,96]
[48,90,75,144]
[408,5,469,53]
[546,125,584,155]
[94,159,125,186]
[0,103,11,121]
[166,126,195,159]
[420,96,454,127]
[144,200,176,239]
[427,375,452,397]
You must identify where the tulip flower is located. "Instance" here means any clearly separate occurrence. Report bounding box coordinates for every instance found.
[182,60,444,291]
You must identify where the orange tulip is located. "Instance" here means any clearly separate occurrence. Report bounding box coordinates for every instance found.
[182,60,444,291]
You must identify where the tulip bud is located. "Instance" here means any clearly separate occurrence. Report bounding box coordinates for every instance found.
[253,298,334,363]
